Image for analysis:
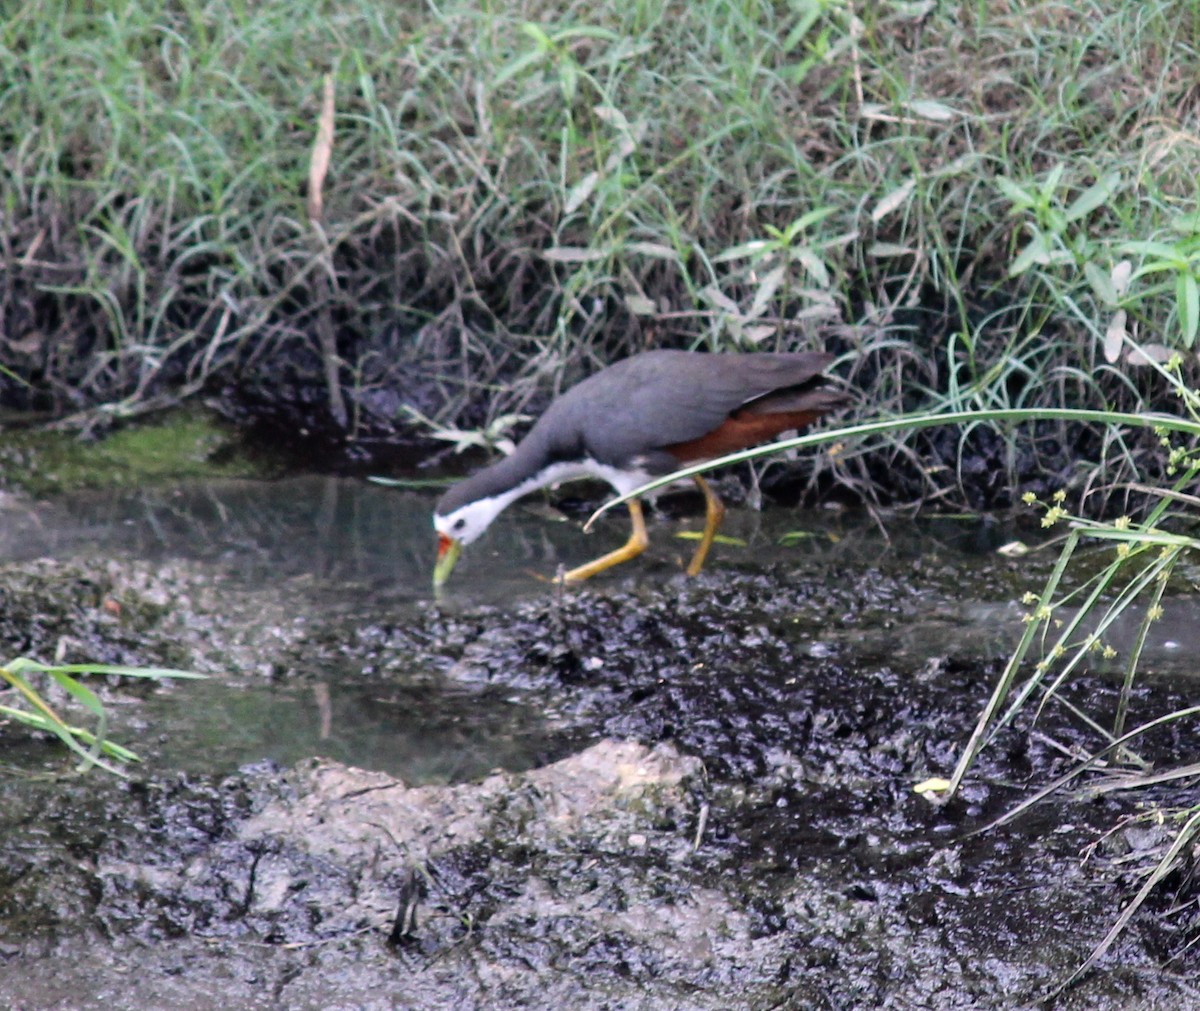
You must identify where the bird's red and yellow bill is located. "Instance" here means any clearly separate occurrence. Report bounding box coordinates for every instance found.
[433,532,463,588]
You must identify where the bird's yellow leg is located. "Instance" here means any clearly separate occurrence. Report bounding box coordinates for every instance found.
[685,475,726,576]
[560,500,648,583]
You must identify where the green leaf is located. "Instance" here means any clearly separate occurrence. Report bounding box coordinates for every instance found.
[1084,261,1117,306]
[625,241,680,260]
[563,170,599,215]
[871,179,916,223]
[49,670,105,718]
[0,703,51,728]
[549,26,621,43]
[543,245,609,263]
[791,205,838,233]
[0,706,114,752]
[1009,232,1051,276]
[1120,240,1187,267]
[794,247,830,288]
[0,656,193,775]
[1170,211,1200,236]
[907,99,957,121]
[493,48,548,87]
[868,242,916,257]
[746,265,784,320]
[778,530,820,545]
[559,60,578,103]
[520,22,553,49]
[1178,273,1199,347]
[713,239,775,263]
[1065,172,1121,222]
[366,475,453,490]
[21,661,204,680]
[1040,162,1066,202]
[674,531,746,547]
[782,7,823,52]
[995,176,1035,211]
[1103,310,1126,363]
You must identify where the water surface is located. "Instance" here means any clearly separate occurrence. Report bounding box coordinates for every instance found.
[3,476,1196,785]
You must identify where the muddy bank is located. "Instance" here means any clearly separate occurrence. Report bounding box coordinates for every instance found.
[1,515,1198,1009]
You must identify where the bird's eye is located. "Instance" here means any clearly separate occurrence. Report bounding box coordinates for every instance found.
[453,518,466,531]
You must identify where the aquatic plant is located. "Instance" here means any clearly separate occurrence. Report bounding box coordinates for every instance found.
[0,656,203,775]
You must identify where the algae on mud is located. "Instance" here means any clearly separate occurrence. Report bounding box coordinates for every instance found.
[0,411,264,497]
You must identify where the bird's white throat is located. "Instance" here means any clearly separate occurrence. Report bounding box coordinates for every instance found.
[434,457,654,546]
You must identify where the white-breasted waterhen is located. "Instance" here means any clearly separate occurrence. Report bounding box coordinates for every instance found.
[433,349,846,586]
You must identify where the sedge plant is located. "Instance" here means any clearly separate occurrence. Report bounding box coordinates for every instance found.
[1,655,203,776]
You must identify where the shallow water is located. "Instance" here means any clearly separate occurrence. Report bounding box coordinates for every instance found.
[4,475,1196,678]
[2,476,1198,1009]
[2,477,597,781]
[130,677,565,782]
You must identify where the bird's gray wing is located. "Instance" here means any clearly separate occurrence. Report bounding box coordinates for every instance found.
[570,351,835,467]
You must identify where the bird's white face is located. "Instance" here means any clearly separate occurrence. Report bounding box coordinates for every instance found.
[433,496,507,547]
[433,496,510,587]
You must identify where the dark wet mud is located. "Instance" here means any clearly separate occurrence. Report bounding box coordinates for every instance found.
[1,479,1198,1010]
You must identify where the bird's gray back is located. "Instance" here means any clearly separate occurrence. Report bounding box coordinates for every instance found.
[535,350,835,471]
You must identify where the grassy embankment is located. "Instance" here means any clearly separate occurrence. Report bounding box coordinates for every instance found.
[2,0,1197,506]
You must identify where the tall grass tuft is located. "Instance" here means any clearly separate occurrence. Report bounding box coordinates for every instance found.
[1,0,1197,506]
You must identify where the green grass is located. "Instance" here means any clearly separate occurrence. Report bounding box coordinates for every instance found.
[1,0,1198,503]
[1,655,203,776]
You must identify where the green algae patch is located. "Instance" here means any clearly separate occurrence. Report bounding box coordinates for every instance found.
[0,412,264,495]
